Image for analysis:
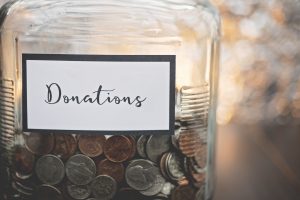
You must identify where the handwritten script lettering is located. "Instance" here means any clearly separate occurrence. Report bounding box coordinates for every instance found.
[45,83,147,108]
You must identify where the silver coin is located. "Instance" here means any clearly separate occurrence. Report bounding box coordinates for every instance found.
[139,167,165,196]
[35,155,65,185]
[65,154,96,185]
[160,182,175,196]
[146,135,171,163]
[67,182,91,200]
[90,175,117,200]
[125,159,156,191]
[166,152,185,181]
[136,136,148,158]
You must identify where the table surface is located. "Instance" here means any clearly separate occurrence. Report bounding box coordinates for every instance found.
[213,124,300,200]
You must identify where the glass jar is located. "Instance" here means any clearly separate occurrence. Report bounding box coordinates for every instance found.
[0,0,220,199]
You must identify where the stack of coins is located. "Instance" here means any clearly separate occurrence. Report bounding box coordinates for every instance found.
[8,128,207,200]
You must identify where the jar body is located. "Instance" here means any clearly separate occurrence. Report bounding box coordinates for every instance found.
[0,0,220,199]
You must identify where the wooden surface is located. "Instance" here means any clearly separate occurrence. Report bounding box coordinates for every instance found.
[213,124,300,200]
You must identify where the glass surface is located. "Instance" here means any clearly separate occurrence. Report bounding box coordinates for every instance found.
[0,0,220,199]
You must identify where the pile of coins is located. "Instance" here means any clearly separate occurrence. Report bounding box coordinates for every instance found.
[9,130,207,200]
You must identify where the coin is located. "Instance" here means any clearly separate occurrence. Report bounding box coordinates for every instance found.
[104,136,132,162]
[178,131,202,157]
[65,154,96,185]
[195,186,205,200]
[160,182,175,196]
[194,144,207,169]
[136,135,148,158]
[125,159,156,191]
[34,185,63,200]
[97,159,125,183]
[78,135,106,158]
[146,135,171,163]
[66,182,91,200]
[166,152,185,181]
[90,175,117,200]
[12,146,35,176]
[139,167,165,196]
[35,155,65,185]
[24,132,54,155]
[171,185,196,200]
[126,135,137,159]
[52,134,77,160]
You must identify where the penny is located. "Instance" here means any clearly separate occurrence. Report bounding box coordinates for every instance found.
[126,135,137,159]
[104,136,132,162]
[194,144,207,169]
[171,185,196,200]
[65,154,96,185]
[78,135,106,158]
[136,135,148,158]
[125,159,156,191]
[67,182,91,200]
[90,175,117,200]
[97,159,125,183]
[139,167,165,196]
[166,152,185,181]
[24,132,54,155]
[52,134,77,160]
[35,155,65,185]
[178,131,202,157]
[34,185,63,200]
[146,135,171,163]
[12,146,35,176]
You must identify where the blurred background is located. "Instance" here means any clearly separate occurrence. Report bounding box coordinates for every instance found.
[210,0,300,199]
[0,0,299,199]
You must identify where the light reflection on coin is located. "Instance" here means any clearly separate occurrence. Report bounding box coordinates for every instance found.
[24,132,54,155]
[136,135,148,158]
[139,167,165,196]
[65,154,96,185]
[146,135,171,163]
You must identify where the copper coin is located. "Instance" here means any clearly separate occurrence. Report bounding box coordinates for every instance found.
[97,159,125,183]
[12,146,35,176]
[52,134,77,160]
[194,144,207,169]
[104,136,132,162]
[171,185,196,200]
[126,136,136,159]
[178,131,202,157]
[24,132,54,155]
[78,135,106,158]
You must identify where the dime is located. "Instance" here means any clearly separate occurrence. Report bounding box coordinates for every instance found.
[35,155,65,185]
[139,167,165,196]
[146,135,171,163]
[126,135,137,159]
[90,175,117,200]
[136,135,148,158]
[166,152,185,181]
[67,182,91,200]
[12,146,35,176]
[24,132,54,155]
[65,154,96,185]
[125,159,156,191]
[78,135,106,158]
[34,185,63,200]
[97,159,125,183]
[171,185,196,200]
[104,136,132,162]
[178,131,202,157]
[52,134,77,160]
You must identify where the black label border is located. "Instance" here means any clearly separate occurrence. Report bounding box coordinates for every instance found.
[22,54,176,135]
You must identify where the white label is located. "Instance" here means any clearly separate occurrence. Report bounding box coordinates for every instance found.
[22,54,175,134]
